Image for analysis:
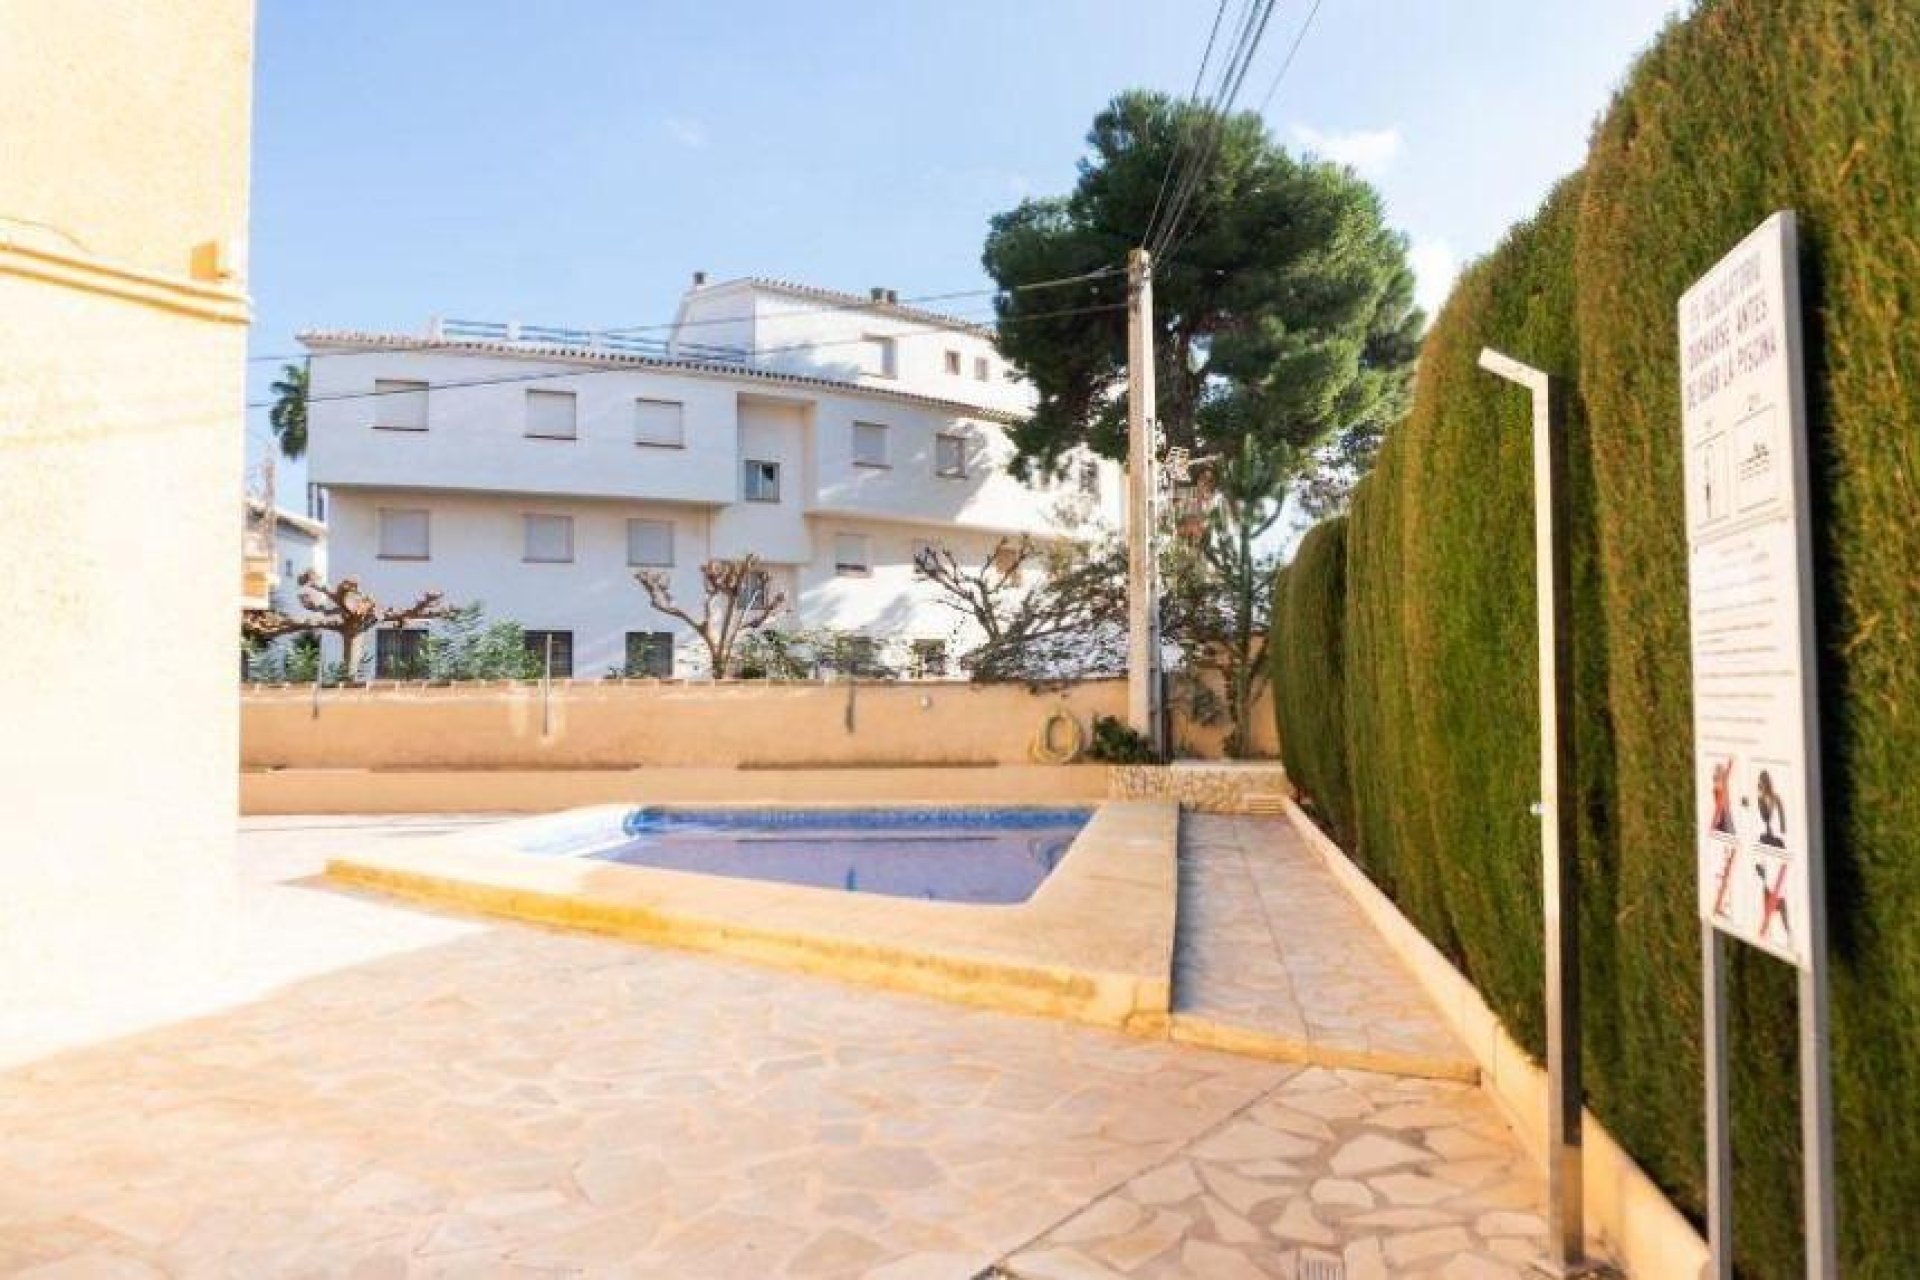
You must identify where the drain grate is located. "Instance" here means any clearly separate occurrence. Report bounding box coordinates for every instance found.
[1298,1252,1346,1280]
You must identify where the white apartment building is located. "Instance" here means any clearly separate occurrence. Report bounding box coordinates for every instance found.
[302,275,1120,679]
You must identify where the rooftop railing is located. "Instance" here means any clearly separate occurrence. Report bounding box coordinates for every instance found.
[430,318,749,366]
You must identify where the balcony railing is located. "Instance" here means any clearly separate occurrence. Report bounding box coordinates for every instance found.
[431,318,749,367]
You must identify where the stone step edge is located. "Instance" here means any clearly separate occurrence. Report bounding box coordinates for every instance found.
[1167,1012,1481,1084]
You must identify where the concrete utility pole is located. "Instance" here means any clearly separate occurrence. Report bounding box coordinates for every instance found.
[1126,248,1163,753]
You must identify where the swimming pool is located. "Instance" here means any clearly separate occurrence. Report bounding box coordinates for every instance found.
[527,806,1092,904]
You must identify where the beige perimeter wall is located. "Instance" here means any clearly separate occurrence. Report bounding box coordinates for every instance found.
[241,676,1276,772]
[0,0,255,1022]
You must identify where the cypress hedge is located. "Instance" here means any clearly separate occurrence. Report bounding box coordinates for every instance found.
[1269,518,1352,847]
[1270,2,1918,1274]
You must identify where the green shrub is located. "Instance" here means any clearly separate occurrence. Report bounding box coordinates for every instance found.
[1086,714,1159,764]
[1576,4,1920,1271]
[423,604,543,681]
[1271,4,1919,1273]
[1270,519,1354,848]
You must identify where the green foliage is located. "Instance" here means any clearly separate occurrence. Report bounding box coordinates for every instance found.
[268,362,309,461]
[1161,434,1291,757]
[981,89,1421,480]
[1271,4,1920,1274]
[732,629,817,680]
[1574,4,1920,1271]
[1269,518,1353,847]
[242,632,321,684]
[1086,714,1160,764]
[423,604,542,681]
[728,629,898,680]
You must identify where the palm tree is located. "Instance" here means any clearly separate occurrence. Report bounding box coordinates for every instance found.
[268,361,309,460]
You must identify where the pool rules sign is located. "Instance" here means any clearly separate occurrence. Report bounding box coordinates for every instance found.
[1681,211,1823,969]
[1681,210,1835,1278]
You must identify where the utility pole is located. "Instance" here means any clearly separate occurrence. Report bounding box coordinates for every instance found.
[1126,247,1163,753]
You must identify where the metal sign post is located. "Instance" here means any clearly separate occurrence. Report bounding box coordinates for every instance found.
[1477,349,1602,1278]
[1679,210,1835,1280]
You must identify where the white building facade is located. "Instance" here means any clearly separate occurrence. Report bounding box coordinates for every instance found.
[302,276,1119,679]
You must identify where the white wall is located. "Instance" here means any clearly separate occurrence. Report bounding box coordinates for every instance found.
[1,0,253,1033]
[304,322,1125,679]
[327,489,714,677]
[306,341,1118,539]
[711,395,812,563]
[322,491,1031,677]
[677,280,1037,417]
[307,349,741,505]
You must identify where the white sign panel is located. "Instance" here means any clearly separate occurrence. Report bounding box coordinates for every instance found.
[1679,211,1821,970]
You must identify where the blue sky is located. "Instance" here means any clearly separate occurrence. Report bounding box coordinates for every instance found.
[247,0,1685,477]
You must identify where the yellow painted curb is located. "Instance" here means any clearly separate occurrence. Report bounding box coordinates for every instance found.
[328,801,1179,1037]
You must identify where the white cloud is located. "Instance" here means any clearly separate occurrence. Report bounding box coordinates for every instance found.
[663,116,709,149]
[1289,124,1403,178]
[1407,236,1459,318]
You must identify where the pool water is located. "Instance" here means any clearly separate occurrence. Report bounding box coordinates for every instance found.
[560,807,1092,904]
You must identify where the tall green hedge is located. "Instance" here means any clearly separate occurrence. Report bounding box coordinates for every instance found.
[1270,518,1352,847]
[1270,2,1919,1275]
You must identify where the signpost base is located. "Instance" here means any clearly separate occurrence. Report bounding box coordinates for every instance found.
[1529,1260,1619,1279]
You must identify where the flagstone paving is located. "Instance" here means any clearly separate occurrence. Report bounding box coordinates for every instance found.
[994,1064,1551,1279]
[0,815,1555,1277]
[1170,815,1479,1082]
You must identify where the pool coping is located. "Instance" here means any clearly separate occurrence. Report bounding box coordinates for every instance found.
[325,800,1179,1035]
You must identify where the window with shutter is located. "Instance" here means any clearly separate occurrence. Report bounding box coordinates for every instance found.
[377,508,430,560]
[852,422,889,468]
[634,398,684,447]
[626,519,674,566]
[523,514,573,562]
[935,434,967,479]
[373,380,429,431]
[525,389,577,439]
[834,533,870,576]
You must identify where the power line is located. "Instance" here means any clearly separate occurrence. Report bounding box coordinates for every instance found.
[1153,0,1281,260]
[1253,0,1327,115]
[1149,0,1283,263]
[246,265,1128,365]
[1160,0,1320,268]
[250,296,1130,412]
[1141,0,1233,252]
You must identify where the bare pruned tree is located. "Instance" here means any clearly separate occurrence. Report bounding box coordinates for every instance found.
[245,571,453,677]
[913,535,1126,683]
[636,554,786,676]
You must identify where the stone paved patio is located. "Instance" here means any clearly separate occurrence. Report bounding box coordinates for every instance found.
[0,815,1554,1277]
[1170,816,1477,1081]
[995,1065,1550,1279]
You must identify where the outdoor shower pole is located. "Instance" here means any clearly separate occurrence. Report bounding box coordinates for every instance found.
[1477,348,1599,1277]
[1126,247,1162,753]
